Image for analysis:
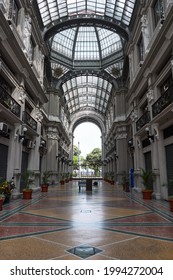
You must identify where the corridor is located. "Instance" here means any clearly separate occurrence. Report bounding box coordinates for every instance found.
[0,181,173,260]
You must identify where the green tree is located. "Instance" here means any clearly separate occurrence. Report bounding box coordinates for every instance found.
[73,145,81,157]
[73,145,81,171]
[86,148,102,176]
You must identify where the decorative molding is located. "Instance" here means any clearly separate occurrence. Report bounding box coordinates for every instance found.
[18,88,26,104]
[153,123,159,140]
[34,107,43,123]
[116,133,127,140]
[47,132,59,140]
[130,110,138,122]
[146,88,154,103]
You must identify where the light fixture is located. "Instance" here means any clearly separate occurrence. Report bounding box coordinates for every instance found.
[145,126,154,143]
[40,139,46,147]
[128,139,134,151]
[19,126,27,142]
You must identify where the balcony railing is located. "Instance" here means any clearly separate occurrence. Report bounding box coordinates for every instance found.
[136,111,151,132]
[152,83,173,118]
[22,111,37,131]
[0,85,21,118]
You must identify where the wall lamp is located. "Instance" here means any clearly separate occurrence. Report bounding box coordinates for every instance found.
[145,127,154,143]
[19,126,27,142]
[128,139,134,151]
[40,139,46,147]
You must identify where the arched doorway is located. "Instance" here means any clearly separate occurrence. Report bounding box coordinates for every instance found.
[73,122,102,178]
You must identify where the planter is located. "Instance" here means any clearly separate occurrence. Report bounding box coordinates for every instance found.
[41,184,48,192]
[23,189,33,199]
[142,190,153,200]
[169,199,173,212]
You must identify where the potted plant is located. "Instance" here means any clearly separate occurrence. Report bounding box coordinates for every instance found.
[60,173,65,185]
[0,177,5,211]
[140,168,154,199]
[21,170,34,199]
[0,177,15,208]
[41,171,51,192]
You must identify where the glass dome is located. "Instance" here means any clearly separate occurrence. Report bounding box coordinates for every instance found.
[50,26,123,67]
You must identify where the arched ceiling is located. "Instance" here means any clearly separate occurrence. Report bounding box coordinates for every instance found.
[36,0,136,30]
[35,0,137,116]
[62,75,112,115]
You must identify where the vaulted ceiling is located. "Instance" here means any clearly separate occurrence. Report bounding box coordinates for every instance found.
[35,0,137,116]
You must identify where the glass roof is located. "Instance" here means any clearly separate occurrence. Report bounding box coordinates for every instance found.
[35,0,137,117]
[62,75,112,114]
[37,0,136,27]
[51,26,122,63]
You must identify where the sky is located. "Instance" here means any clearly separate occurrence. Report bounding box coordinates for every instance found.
[73,122,101,158]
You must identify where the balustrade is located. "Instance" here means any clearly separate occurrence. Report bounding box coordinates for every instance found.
[152,84,173,118]
[0,85,21,118]
[136,111,151,131]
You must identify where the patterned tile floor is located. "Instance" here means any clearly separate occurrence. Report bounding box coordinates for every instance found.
[0,180,173,260]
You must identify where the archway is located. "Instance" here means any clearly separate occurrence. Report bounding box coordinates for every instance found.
[71,118,104,178]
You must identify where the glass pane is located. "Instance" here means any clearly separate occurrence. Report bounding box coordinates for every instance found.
[37,0,137,27]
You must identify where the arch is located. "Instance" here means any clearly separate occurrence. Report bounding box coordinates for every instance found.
[55,69,119,90]
[69,111,105,135]
[44,17,129,41]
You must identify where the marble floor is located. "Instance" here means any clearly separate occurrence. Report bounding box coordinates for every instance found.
[0,180,173,260]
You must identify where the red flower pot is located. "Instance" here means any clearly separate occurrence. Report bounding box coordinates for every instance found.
[41,184,48,192]
[23,189,33,199]
[142,190,153,200]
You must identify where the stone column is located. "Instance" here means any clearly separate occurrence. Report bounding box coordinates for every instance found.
[7,124,21,198]
[154,124,168,199]
[12,86,26,196]
[28,108,43,191]
[46,127,59,181]
[116,126,128,184]
[149,124,160,199]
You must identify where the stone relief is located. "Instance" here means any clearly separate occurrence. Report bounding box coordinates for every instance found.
[23,14,32,60]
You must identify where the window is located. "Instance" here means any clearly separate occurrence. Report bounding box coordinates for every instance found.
[153,0,164,27]
[137,35,144,63]
[160,76,173,94]
[0,75,12,94]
